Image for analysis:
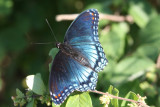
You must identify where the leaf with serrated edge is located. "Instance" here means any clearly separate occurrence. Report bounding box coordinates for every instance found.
[16,88,25,98]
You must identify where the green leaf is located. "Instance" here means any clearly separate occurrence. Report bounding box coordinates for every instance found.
[85,1,112,13]
[135,45,159,61]
[66,92,92,107]
[100,22,128,61]
[99,19,109,29]
[26,73,46,95]
[139,15,160,47]
[121,91,138,106]
[49,48,59,59]
[129,3,149,28]
[26,99,35,107]
[49,48,59,72]
[140,81,157,97]
[134,15,160,61]
[52,101,66,107]
[111,55,154,85]
[0,0,13,16]
[0,15,30,52]
[16,88,25,98]
[0,44,5,61]
[51,102,61,107]
[117,80,143,101]
[108,85,119,107]
[108,85,113,94]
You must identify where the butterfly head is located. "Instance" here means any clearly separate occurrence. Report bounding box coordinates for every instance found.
[56,42,61,49]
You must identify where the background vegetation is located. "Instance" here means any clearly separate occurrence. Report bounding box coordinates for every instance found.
[0,0,160,106]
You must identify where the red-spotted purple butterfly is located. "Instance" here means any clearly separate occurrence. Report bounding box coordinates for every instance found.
[49,9,108,105]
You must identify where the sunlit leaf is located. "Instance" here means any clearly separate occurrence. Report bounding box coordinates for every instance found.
[26,73,46,95]
[129,3,149,28]
[66,92,92,107]
[51,102,62,107]
[140,81,157,97]
[135,45,159,61]
[100,22,128,61]
[139,15,160,47]
[111,55,154,85]
[108,85,119,107]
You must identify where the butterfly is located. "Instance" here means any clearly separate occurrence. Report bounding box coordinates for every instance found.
[49,9,108,105]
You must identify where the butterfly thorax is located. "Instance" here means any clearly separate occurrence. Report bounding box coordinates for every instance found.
[56,42,92,70]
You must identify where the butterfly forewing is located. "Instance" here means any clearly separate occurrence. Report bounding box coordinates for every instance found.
[64,9,108,72]
[64,9,99,43]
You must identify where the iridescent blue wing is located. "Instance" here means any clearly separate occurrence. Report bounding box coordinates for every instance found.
[64,9,108,72]
[49,51,98,105]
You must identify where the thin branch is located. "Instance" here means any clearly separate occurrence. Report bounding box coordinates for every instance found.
[56,13,134,23]
[100,13,133,23]
[90,90,149,107]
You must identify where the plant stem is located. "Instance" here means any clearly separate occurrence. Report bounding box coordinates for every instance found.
[90,90,149,107]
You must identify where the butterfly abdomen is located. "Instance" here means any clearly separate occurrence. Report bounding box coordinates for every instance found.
[57,43,92,69]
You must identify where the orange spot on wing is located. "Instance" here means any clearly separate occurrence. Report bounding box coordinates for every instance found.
[55,96,58,99]
[92,17,95,20]
[58,94,61,97]
[61,91,63,93]
[92,13,94,16]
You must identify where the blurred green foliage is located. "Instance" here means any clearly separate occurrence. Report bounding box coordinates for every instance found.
[0,0,160,106]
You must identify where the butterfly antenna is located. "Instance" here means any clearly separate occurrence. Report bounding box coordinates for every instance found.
[45,19,58,42]
[30,42,54,45]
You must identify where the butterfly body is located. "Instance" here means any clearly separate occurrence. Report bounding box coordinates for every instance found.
[49,9,108,105]
[56,42,92,70]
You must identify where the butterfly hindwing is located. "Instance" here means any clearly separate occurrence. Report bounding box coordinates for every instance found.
[71,43,107,72]
[49,51,98,105]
